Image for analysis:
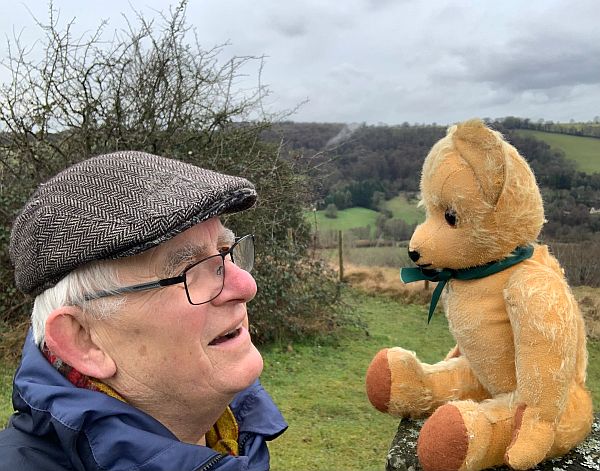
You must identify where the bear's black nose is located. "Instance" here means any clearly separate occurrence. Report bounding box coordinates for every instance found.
[408,249,420,262]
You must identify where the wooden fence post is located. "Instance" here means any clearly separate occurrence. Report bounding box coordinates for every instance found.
[338,230,344,282]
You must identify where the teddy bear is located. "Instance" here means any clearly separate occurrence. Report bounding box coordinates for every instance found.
[365,119,593,471]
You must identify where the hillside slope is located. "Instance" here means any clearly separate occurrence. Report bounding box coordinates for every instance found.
[516,129,600,174]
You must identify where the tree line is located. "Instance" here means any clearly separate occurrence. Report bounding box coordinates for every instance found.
[501,116,600,139]
[265,120,600,245]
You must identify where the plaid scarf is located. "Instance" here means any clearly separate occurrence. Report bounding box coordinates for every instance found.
[41,343,125,401]
[41,344,239,455]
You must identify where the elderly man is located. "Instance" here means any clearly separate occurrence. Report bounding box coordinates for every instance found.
[0,151,287,471]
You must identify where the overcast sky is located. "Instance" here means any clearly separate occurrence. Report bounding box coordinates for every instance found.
[1,0,599,126]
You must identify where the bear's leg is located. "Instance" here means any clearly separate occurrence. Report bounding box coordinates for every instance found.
[548,382,593,457]
[417,394,515,471]
[366,347,490,418]
[504,382,593,469]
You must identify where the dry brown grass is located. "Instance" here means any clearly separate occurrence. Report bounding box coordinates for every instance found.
[344,264,600,340]
[342,264,435,306]
[573,286,600,340]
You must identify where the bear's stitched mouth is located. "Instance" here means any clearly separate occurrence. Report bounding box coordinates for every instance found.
[417,264,439,277]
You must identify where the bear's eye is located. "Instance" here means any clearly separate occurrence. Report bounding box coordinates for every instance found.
[444,208,458,227]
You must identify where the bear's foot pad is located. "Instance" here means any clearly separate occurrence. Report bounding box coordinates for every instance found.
[386,414,600,471]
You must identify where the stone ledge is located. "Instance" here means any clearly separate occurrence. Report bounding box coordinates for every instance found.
[386,413,599,471]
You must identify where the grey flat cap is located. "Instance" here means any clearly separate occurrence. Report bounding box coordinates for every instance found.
[9,151,257,296]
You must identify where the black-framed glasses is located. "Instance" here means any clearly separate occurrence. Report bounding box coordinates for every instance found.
[83,234,255,305]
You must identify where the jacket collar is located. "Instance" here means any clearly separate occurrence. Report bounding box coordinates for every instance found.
[12,330,284,471]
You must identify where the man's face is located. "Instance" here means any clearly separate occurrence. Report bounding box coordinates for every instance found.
[89,217,262,411]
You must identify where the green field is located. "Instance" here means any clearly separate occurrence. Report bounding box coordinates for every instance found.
[262,290,456,470]
[516,129,600,174]
[307,207,379,233]
[383,194,425,224]
[1,289,600,469]
[306,193,423,236]
[264,289,600,469]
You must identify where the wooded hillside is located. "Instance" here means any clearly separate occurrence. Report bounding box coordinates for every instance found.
[263,119,600,243]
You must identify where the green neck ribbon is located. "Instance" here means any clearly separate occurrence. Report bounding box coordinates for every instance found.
[400,245,534,323]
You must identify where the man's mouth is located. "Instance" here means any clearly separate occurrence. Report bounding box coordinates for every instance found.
[209,327,242,346]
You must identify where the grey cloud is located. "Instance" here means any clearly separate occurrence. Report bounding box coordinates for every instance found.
[436,35,600,93]
[266,4,356,40]
[364,0,410,11]
[267,15,308,38]
[5,0,600,125]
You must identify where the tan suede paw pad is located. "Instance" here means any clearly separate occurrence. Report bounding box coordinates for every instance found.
[365,349,391,412]
[417,404,468,471]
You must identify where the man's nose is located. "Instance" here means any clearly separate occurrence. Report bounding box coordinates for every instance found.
[214,259,257,304]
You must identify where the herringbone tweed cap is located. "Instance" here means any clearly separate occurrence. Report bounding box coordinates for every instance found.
[9,151,257,296]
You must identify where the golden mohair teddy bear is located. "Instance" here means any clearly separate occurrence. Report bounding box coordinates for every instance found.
[365,119,593,471]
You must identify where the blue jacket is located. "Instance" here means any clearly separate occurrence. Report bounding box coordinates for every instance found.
[0,332,287,471]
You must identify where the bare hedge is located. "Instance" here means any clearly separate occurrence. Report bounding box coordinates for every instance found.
[0,1,346,348]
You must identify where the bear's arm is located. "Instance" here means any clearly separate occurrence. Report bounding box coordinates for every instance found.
[504,263,580,422]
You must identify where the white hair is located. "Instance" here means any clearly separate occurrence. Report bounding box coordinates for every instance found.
[31,259,126,346]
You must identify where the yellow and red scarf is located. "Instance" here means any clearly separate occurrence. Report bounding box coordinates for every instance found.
[42,344,239,455]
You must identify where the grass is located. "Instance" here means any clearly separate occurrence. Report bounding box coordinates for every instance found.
[262,288,600,470]
[382,194,425,225]
[516,129,600,174]
[1,286,599,470]
[306,207,380,234]
[1,361,14,428]
[261,290,455,471]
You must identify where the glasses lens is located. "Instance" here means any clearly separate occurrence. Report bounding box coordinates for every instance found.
[232,235,254,272]
[184,255,225,304]
[182,235,254,305]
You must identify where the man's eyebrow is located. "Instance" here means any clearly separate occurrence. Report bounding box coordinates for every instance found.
[164,244,208,277]
[218,228,236,247]
[163,228,236,276]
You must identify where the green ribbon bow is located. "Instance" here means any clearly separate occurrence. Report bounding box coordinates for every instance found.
[400,245,534,323]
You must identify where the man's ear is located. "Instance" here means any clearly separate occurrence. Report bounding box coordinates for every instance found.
[45,306,116,379]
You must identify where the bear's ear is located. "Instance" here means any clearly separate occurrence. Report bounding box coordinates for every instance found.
[452,119,506,206]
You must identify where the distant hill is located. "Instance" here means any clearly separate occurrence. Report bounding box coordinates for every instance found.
[515,129,600,174]
[266,119,600,243]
